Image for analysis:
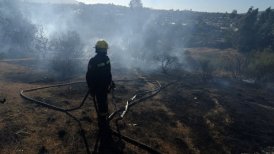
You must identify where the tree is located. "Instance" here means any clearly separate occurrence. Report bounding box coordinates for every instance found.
[157,55,179,74]
[236,7,259,52]
[33,26,48,59]
[0,0,36,57]
[50,31,84,79]
[233,7,274,52]
[230,10,238,19]
[256,7,274,50]
[129,0,143,9]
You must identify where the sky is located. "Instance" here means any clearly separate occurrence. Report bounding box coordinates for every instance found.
[76,0,274,13]
[23,0,274,13]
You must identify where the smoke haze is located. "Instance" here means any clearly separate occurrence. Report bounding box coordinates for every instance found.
[1,0,194,73]
[4,0,271,78]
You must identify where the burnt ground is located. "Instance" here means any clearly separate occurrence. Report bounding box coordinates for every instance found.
[1,59,274,154]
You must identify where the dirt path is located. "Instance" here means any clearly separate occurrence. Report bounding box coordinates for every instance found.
[0,58,90,62]
[0,58,33,62]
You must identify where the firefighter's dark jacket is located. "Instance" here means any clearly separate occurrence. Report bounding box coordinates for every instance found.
[86,53,112,92]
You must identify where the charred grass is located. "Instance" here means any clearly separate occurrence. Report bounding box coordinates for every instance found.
[1,60,274,153]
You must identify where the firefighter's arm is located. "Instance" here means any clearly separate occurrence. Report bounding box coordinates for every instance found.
[108,58,115,92]
[86,59,96,95]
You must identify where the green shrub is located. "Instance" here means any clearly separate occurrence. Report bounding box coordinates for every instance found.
[221,51,247,78]
[247,49,274,82]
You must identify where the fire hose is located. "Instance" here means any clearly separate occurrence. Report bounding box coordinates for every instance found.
[20,79,164,154]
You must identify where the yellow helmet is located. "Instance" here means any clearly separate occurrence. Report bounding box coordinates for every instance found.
[95,40,109,49]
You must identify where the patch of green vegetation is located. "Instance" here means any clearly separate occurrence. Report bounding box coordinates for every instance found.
[247,49,274,82]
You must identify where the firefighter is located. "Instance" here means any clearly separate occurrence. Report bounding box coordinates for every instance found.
[86,40,115,153]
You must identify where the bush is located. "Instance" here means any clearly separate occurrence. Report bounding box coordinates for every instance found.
[156,55,180,75]
[50,31,84,79]
[221,51,247,78]
[33,26,49,59]
[247,49,274,82]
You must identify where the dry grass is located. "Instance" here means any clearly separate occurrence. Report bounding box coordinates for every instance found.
[1,54,274,154]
